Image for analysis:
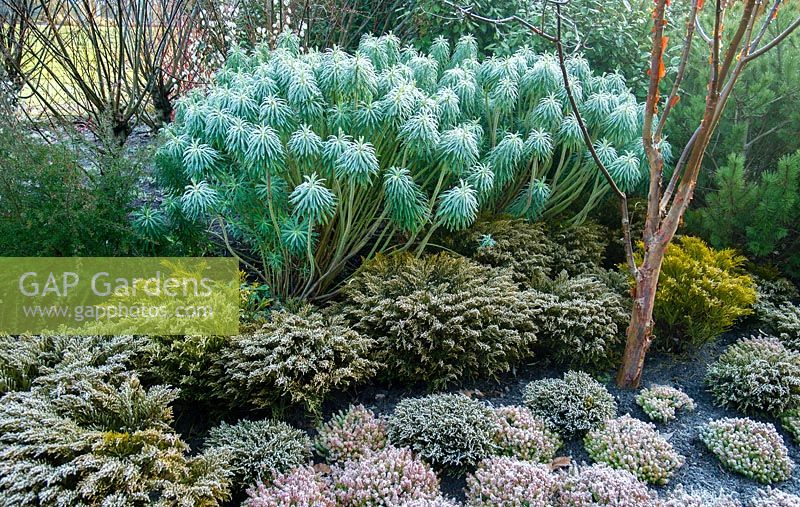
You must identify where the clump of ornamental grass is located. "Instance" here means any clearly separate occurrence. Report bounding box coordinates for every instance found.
[492,405,561,462]
[464,457,557,507]
[749,488,800,507]
[636,385,696,423]
[523,371,617,437]
[780,410,800,444]
[700,418,794,484]
[530,273,629,369]
[342,253,539,388]
[658,486,741,507]
[315,404,388,462]
[387,393,499,471]
[706,336,800,416]
[584,414,684,485]
[244,466,334,507]
[555,464,654,506]
[203,419,311,487]
[216,306,379,416]
[0,371,231,506]
[330,446,441,505]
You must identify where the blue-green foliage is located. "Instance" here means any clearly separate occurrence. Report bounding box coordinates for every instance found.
[147,31,653,299]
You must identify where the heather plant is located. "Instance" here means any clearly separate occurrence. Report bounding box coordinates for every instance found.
[342,253,538,388]
[584,414,684,485]
[780,410,800,445]
[658,486,741,507]
[402,498,462,507]
[492,405,561,462]
[530,273,629,369]
[151,32,652,300]
[635,385,695,423]
[749,488,800,507]
[0,372,231,506]
[646,236,756,351]
[700,418,794,484]
[523,371,617,437]
[245,465,335,507]
[464,457,557,506]
[757,302,800,352]
[215,306,379,416]
[555,464,653,507]
[203,419,312,487]
[330,446,442,505]
[315,404,388,463]
[706,336,800,416]
[387,393,499,471]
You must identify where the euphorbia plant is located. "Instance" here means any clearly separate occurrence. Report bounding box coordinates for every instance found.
[146,29,650,300]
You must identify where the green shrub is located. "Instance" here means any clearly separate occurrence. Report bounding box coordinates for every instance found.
[0,372,231,505]
[706,336,800,416]
[780,410,800,445]
[342,253,539,388]
[216,306,379,416]
[152,33,650,300]
[204,419,311,487]
[315,404,388,463]
[635,385,695,423]
[584,414,684,485]
[699,418,794,484]
[648,236,756,351]
[522,371,617,438]
[0,119,149,256]
[530,273,629,369]
[387,394,499,471]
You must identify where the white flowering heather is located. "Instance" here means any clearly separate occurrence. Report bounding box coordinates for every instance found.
[245,466,335,507]
[331,446,441,506]
[523,371,617,437]
[658,485,742,507]
[315,404,388,462]
[204,419,312,486]
[387,393,499,470]
[492,405,562,462]
[464,457,557,506]
[706,336,800,416]
[780,410,800,444]
[749,488,800,507]
[584,415,683,485]
[555,464,654,506]
[635,385,696,423]
[700,418,794,484]
[401,498,462,507]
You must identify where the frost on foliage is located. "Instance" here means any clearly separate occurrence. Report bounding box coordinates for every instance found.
[245,465,334,507]
[492,405,561,463]
[331,446,441,505]
[555,464,654,507]
[658,485,741,507]
[706,336,800,416]
[203,418,311,486]
[0,371,231,506]
[749,488,800,507]
[0,334,145,394]
[756,301,800,352]
[700,418,794,484]
[636,385,695,423]
[780,410,800,445]
[584,414,684,485]
[387,393,499,471]
[315,404,388,463]
[342,253,539,388]
[216,306,379,415]
[465,457,556,507]
[523,370,617,437]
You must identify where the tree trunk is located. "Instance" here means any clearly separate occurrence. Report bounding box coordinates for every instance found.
[616,242,668,388]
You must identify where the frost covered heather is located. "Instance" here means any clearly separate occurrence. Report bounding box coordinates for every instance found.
[555,464,654,506]
[245,466,334,507]
[492,405,562,462]
[315,404,388,462]
[636,385,695,423]
[465,457,556,506]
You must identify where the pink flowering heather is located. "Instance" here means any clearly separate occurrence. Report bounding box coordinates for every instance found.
[245,466,335,507]
[331,446,441,506]
[493,405,562,462]
[749,488,800,506]
[316,404,388,463]
[555,464,654,506]
[465,457,557,506]
[658,485,742,507]
[401,498,462,507]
